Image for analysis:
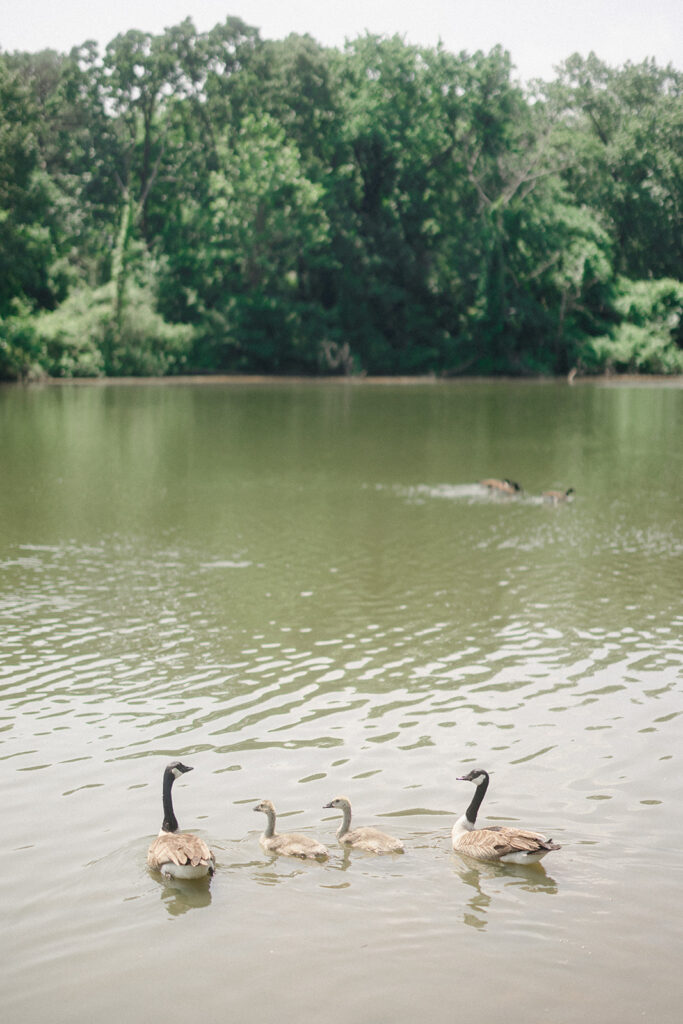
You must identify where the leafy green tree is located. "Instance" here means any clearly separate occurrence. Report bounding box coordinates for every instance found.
[0,56,58,317]
[0,299,43,380]
[5,45,120,288]
[581,277,683,373]
[325,35,470,373]
[226,33,342,175]
[151,18,263,327]
[548,54,683,279]
[190,113,330,371]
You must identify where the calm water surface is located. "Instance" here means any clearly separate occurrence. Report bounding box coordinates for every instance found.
[1,379,682,1023]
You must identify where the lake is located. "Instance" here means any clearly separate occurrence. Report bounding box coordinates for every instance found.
[1,377,682,1024]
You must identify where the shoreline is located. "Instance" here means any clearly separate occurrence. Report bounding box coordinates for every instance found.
[4,372,683,388]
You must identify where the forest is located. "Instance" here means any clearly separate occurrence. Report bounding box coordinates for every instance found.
[1,16,682,380]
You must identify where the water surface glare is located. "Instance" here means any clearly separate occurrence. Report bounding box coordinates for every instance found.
[1,378,682,1024]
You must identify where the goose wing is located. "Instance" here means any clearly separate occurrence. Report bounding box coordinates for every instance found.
[147,831,215,870]
[456,826,559,861]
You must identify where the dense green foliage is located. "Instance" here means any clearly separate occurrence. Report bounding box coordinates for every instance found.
[1,20,682,379]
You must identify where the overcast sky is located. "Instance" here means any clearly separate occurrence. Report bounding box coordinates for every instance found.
[2,0,682,82]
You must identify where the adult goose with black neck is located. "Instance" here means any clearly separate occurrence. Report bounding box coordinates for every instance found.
[147,761,216,879]
[452,769,560,864]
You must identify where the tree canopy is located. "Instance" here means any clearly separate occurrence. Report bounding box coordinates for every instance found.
[1,20,682,379]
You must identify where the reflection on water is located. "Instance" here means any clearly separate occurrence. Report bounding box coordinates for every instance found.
[156,874,213,916]
[452,858,559,931]
[1,380,682,1024]
[252,860,328,886]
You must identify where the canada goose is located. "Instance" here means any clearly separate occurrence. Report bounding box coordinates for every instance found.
[254,799,328,860]
[542,487,574,504]
[480,478,522,495]
[323,796,404,854]
[147,761,216,879]
[452,769,561,864]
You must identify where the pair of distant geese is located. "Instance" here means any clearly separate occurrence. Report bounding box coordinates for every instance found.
[148,763,561,880]
[481,478,574,502]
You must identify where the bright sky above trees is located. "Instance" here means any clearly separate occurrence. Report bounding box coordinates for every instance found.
[3,0,682,82]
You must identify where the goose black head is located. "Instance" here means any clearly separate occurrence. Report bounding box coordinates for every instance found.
[166,761,194,779]
[457,769,490,786]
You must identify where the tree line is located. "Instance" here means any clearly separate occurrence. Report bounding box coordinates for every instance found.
[1,17,682,380]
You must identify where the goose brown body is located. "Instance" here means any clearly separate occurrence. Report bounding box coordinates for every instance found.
[147,761,216,879]
[453,823,560,862]
[452,769,560,864]
[480,478,522,495]
[254,799,328,860]
[147,830,215,877]
[542,487,574,504]
[323,796,404,854]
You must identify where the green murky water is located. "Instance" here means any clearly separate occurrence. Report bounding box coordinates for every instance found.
[2,378,682,1023]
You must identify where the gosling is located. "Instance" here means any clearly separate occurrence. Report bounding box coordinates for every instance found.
[323,796,404,854]
[254,799,328,860]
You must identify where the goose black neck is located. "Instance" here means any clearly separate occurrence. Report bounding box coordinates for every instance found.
[466,773,489,825]
[161,770,179,833]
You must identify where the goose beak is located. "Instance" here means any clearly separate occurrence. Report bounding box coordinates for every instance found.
[323,801,333,809]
